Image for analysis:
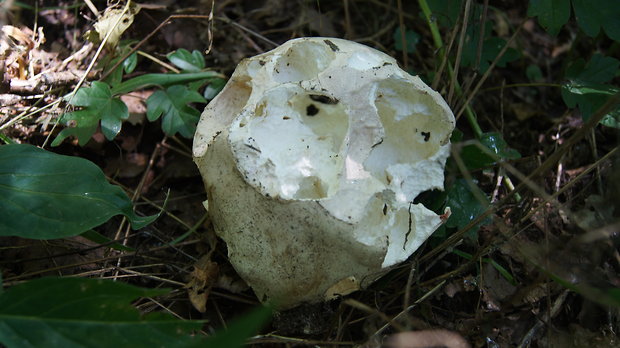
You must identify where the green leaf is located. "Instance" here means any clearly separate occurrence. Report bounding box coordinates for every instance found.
[146,85,207,138]
[562,54,620,126]
[0,144,156,239]
[204,306,272,348]
[393,27,420,53]
[460,132,521,170]
[572,0,620,41]
[528,0,571,36]
[110,71,221,95]
[425,0,462,27]
[444,178,490,239]
[0,277,209,348]
[100,55,124,86]
[123,52,138,74]
[600,108,620,128]
[53,81,128,146]
[203,78,227,100]
[565,54,620,84]
[526,64,544,82]
[460,25,520,73]
[167,48,205,72]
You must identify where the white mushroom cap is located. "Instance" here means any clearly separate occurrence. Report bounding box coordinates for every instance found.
[193,37,455,309]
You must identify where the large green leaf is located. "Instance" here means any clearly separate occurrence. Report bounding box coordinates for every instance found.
[530,0,620,40]
[444,178,490,239]
[564,54,619,85]
[425,0,463,27]
[458,18,520,73]
[461,35,520,73]
[0,277,207,348]
[528,0,571,36]
[0,144,156,239]
[572,0,620,41]
[204,306,272,347]
[146,85,207,138]
[53,81,128,146]
[460,132,521,170]
[561,54,620,127]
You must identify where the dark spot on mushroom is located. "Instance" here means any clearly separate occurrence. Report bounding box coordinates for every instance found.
[372,138,384,148]
[259,60,266,66]
[382,204,387,215]
[283,116,291,120]
[421,131,431,142]
[309,94,339,105]
[382,62,392,66]
[245,144,262,153]
[324,39,340,52]
[306,104,319,116]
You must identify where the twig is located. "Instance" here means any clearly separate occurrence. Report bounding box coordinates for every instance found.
[370,280,447,339]
[3,239,201,284]
[83,0,100,18]
[517,290,570,348]
[420,92,620,263]
[455,22,524,120]
[396,0,408,71]
[137,50,179,73]
[447,0,472,105]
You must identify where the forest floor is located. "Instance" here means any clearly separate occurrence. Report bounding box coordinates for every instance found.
[1,0,619,347]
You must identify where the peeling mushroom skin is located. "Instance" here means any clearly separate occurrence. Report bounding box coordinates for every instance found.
[193,37,455,310]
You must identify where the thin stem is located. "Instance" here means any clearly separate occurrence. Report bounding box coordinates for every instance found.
[418,0,483,137]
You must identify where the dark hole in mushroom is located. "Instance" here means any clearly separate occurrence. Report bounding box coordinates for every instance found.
[421,131,431,142]
[309,94,339,105]
[306,104,319,116]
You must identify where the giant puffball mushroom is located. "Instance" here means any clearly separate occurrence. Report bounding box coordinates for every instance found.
[193,37,455,310]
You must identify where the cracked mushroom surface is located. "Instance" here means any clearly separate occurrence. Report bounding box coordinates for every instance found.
[193,37,455,310]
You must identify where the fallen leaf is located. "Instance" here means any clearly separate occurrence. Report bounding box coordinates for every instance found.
[324,276,360,300]
[89,2,140,48]
[186,254,219,312]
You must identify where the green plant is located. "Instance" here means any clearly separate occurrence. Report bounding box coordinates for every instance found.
[0,143,270,347]
[53,48,225,146]
[528,0,620,128]
[528,0,620,39]
[0,277,271,348]
[0,144,156,238]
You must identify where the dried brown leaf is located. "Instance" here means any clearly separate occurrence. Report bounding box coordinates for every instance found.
[186,254,219,312]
